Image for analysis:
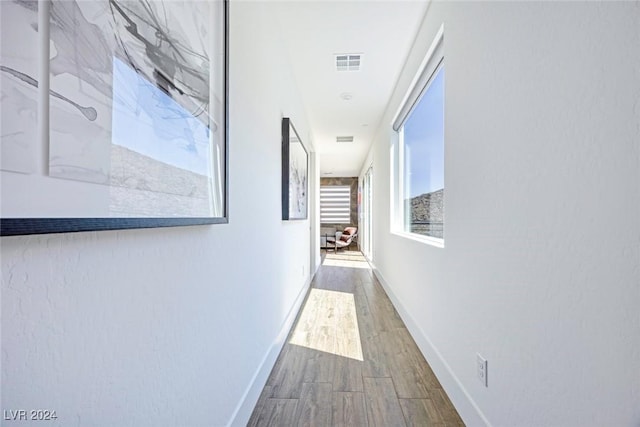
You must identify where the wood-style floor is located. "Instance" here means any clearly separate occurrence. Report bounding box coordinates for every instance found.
[248,250,465,426]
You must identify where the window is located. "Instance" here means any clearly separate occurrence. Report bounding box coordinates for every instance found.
[392,27,444,243]
[401,67,444,238]
[320,185,351,223]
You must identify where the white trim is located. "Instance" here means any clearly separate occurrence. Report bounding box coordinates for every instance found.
[392,23,444,131]
[389,133,399,231]
[391,230,445,248]
[227,277,312,427]
[371,267,492,427]
[397,127,405,231]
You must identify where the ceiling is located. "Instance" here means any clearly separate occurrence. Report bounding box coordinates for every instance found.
[273,1,429,177]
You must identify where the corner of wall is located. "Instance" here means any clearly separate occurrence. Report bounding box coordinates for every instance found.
[226,275,312,427]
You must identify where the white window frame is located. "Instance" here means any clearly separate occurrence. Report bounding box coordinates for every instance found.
[390,25,445,248]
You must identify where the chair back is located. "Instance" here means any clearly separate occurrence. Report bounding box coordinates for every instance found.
[336,227,358,247]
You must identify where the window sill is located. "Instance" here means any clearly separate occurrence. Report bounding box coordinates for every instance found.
[391,230,445,248]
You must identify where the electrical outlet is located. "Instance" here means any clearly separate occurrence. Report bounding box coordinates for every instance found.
[477,354,488,387]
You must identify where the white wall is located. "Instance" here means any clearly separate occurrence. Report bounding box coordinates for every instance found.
[1,2,313,426]
[366,2,640,426]
[310,152,322,274]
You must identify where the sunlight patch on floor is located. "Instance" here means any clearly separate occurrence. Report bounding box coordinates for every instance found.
[322,251,370,269]
[289,288,364,361]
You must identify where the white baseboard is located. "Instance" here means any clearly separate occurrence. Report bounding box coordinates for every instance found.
[227,276,311,427]
[371,266,492,427]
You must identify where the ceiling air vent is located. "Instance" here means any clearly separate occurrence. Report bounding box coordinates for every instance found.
[336,54,361,71]
[336,136,354,143]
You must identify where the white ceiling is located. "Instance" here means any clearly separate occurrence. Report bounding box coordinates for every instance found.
[273,1,429,177]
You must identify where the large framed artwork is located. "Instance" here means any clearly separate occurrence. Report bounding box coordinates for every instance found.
[0,0,228,236]
[281,117,308,220]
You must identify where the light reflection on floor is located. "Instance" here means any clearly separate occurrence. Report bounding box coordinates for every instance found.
[322,251,370,269]
[289,288,364,361]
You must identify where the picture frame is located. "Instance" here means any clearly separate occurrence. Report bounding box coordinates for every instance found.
[0,0,229,236]
[281,117,308,220]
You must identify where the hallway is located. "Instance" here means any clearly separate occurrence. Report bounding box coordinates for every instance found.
[248,251,464,426]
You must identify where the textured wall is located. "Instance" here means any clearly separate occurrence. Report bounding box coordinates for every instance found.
[320,177,358,228]
[365,2,640,426]
[1,3,313,426]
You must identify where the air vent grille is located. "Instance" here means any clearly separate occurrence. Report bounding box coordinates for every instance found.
[336,136,354,143]
[336,54,361,71]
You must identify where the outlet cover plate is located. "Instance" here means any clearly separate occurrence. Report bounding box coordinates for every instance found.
[477,353,488,387]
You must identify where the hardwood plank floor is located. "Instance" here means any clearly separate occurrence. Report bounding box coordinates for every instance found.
[248,250,465,426]
[363,377,406,427]
[295,383,333,426]
[332,392,367,426]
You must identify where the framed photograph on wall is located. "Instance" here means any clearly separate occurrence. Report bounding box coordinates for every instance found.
[281,117,308,220]
[0,0,228,236]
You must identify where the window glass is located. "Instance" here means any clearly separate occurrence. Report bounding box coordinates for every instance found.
[401,66,444,238]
